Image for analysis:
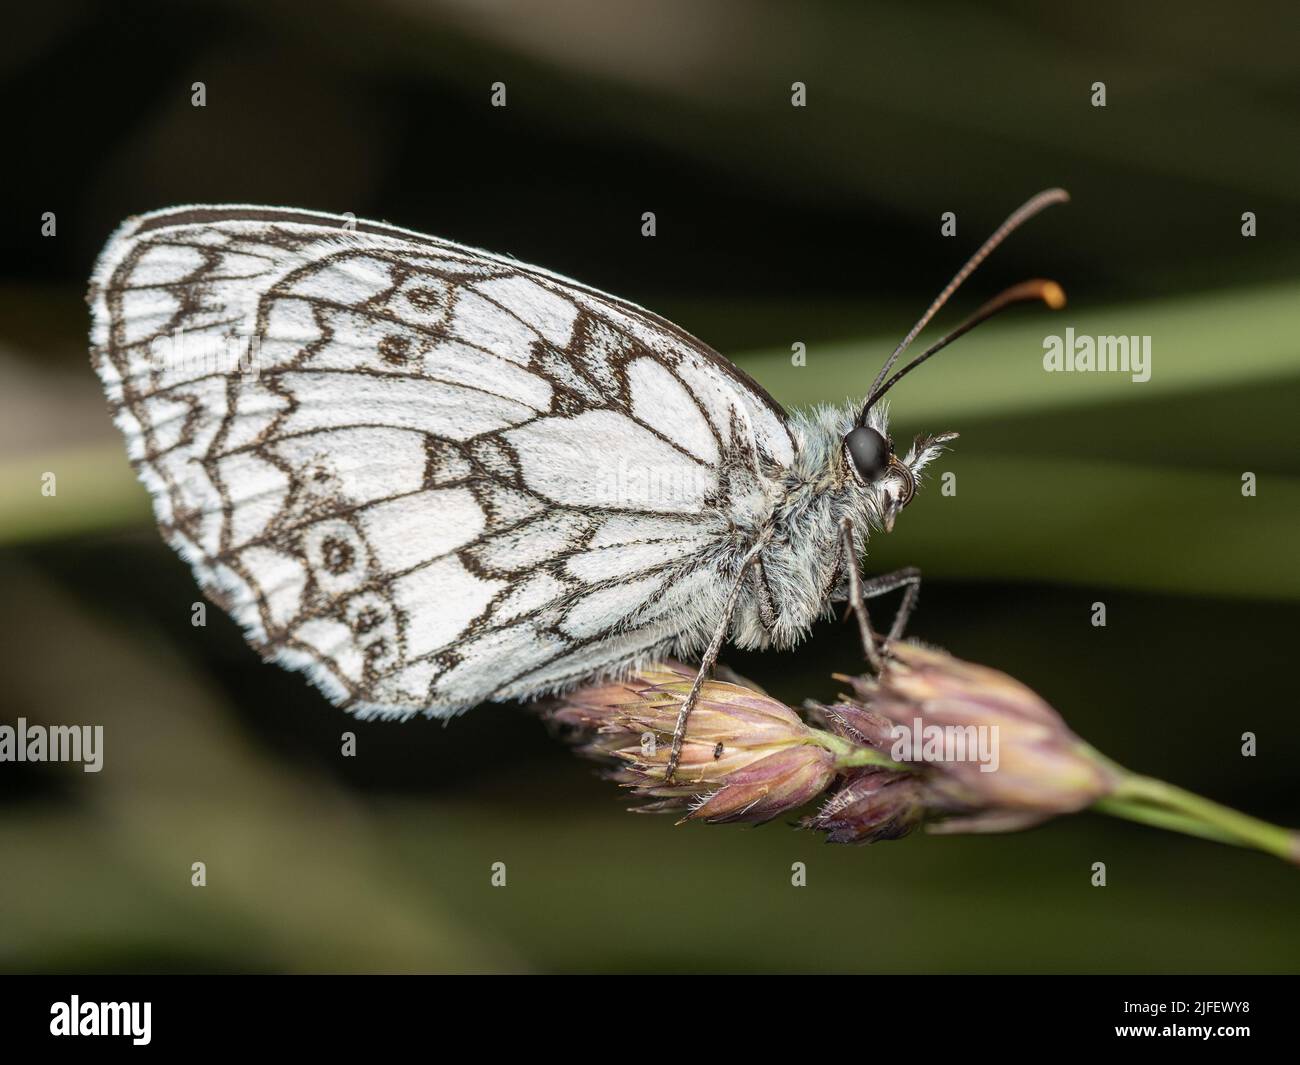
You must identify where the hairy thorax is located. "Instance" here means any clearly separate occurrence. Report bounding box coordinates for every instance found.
[722,404,887,651]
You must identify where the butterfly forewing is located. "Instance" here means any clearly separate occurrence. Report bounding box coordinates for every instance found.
[90,206,795,718]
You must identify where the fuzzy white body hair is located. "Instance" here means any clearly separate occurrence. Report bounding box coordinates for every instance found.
[659,400,945,660]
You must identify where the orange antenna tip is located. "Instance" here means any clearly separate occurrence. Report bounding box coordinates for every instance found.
[1042,280,1067,310]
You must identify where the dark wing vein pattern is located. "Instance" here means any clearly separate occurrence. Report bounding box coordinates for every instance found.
[90,206,794,717]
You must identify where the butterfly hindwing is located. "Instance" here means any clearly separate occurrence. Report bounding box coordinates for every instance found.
[90,205,795,717]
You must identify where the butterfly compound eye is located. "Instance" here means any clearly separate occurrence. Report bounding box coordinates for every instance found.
[843,425,891,483]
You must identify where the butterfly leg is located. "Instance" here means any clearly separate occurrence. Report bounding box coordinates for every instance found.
[664,553,758,782]
[838,520,923,670]
[859,566,922,643]
[839,519,885,672]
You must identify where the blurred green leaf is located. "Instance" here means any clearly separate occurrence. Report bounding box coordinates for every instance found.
[0,445,145,545]
[869,454,1298,600]
[739,279,1300,419]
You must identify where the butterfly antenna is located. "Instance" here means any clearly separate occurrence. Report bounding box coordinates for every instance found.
[866,279,1066,407]
[859,187,1070,423]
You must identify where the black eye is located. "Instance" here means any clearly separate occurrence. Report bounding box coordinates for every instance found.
[843,425,891,482]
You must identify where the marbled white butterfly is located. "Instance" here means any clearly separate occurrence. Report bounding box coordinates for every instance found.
[89,190,1067,775]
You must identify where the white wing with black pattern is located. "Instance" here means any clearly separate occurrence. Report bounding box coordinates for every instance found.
[89,206,797,718]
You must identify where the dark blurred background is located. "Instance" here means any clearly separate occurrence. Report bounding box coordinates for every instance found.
[1,0,1298,972]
